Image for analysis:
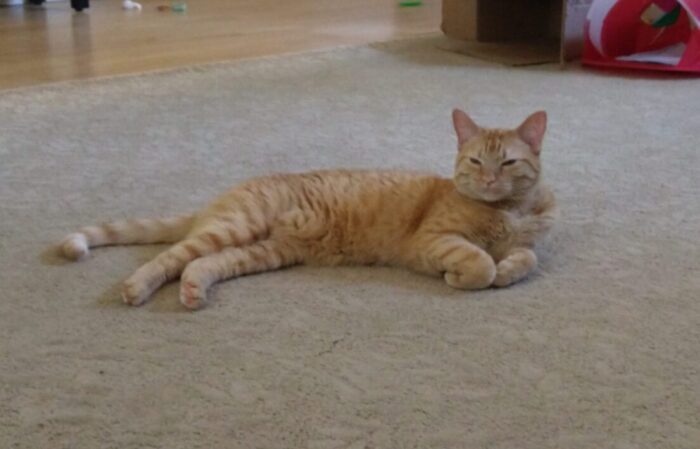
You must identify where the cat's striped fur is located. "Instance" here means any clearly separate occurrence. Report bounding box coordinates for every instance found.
[59,110,557,309]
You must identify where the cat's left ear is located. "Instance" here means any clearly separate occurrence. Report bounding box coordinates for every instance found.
[517,111,547,154]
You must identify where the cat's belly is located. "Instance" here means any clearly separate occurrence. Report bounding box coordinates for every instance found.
[303,242,393,267]
[304,252,379,267]
[300,230,401,267]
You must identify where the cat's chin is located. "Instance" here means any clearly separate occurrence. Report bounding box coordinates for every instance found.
[475,192,508,203]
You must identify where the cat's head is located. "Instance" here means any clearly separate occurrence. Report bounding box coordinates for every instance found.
[451,109,546,202]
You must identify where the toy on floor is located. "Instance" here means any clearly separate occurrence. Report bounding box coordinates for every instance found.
[583,0,700,73]
[399,0,423,7]
[122,0,142,10]
[155,2,186,13]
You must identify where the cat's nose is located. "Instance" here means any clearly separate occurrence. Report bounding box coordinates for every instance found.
[482,174,497,185]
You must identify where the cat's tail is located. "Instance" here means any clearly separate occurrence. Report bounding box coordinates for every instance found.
[59,214,196,261]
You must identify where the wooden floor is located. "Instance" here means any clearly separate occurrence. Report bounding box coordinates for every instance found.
[0,0,441,90]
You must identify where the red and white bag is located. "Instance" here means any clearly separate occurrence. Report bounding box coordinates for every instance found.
[583,0,700,72]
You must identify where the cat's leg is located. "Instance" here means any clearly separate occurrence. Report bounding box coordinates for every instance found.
[122,223,256,306]
[59,215,195,261]
[179,239,303,310]
[421,235,496,290]
[493,248,537,287]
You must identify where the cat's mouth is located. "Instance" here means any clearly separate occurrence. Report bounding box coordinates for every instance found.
[455,178,508,202]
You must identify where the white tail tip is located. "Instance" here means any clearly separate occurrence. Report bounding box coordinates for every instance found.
[60,233,89,261]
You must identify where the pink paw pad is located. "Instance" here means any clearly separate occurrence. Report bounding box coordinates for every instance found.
[180,281,206,310]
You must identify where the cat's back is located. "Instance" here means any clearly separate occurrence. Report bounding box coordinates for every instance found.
[206,168,442,215]
[249,168,443,208]
[296,168,439,193]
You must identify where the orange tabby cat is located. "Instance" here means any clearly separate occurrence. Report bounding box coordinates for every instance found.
[59,109,557,310]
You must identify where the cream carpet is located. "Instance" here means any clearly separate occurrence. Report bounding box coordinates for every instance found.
[1,37,699,449]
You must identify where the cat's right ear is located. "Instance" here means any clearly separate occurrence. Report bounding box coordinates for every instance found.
[452,109,480,147]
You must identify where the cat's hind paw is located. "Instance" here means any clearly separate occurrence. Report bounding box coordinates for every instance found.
[180,281,207,310]
[121,278,151,306]
[60,233,89,261]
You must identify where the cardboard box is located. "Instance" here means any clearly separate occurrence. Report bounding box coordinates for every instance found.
[441,0,594,66]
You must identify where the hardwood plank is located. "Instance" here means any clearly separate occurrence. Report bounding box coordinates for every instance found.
[0,0,441,89]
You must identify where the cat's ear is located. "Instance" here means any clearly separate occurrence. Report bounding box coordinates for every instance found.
[517,111,547,154]
[452,109,480,146]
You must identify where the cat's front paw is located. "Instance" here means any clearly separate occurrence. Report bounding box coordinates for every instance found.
[443,259,496,290]
[493,259,520,287]
[493,249,537,288]
[441,247,496,290]
[180,281,207,310]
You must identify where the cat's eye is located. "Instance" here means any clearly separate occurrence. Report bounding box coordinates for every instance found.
[469,157,482,166]
[501,159,518,167]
